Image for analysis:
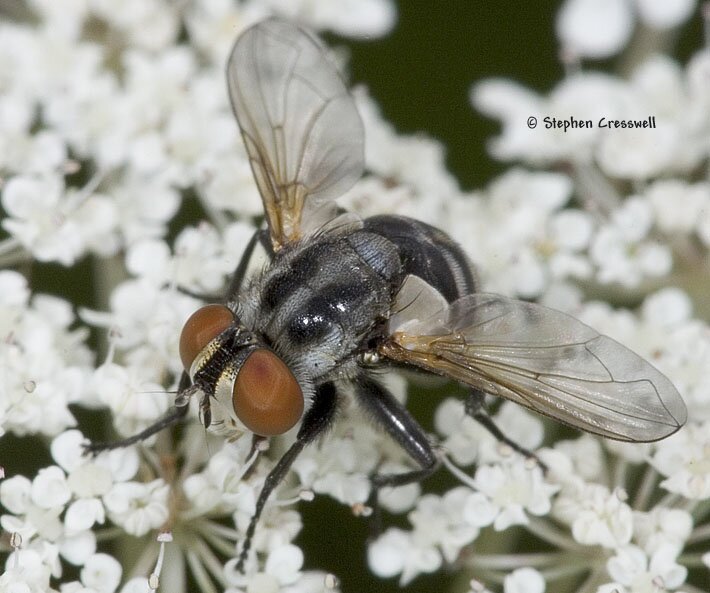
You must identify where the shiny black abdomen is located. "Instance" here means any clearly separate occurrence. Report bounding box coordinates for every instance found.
[363,214,477,303]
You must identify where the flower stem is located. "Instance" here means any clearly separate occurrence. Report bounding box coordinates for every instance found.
[186,549,218,593]
[195,521,239,556]
[688,520,710,545]
[193,535,229,587]
[467,551,573,570]
[631,463,658,511]
[526,516,587,551]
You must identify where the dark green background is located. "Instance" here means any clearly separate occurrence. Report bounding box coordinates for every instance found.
[345,1,563,191]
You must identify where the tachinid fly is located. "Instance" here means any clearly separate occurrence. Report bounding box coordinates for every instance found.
[86,17,687,572]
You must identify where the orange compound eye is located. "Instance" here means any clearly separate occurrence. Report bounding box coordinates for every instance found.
[233,349,304,436]
[179,304,234,371]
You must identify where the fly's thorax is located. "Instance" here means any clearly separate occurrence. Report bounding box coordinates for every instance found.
[239,231,401,382]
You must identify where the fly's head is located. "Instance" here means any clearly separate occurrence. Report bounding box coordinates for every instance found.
[179,304,305,438]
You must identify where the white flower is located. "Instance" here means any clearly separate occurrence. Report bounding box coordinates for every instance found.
[475,74,628,165]
[199,152,264,217]
[598,53,707,178]
[89,0,180,51]
[553,434,605,481]
[81,279,198,379]
[159,77,239,188]
[652,421,710,499]
[377,461,421,514]
[103,480,169,537]
[596,120,678,181]
[28,0,89,40]
[473,459,558,531]
[60,531,98,567]
[88,363,170,439]
[549,208,594,251]
[461,491,498,529]
[1,172,118,262]
[172,224,233,292]
[0,93,68,173]
[184,0,249,64]
[633,507,692,556]
[119,578,152,593]
[244,506,303,562]
[604,440,653,464]
[263,544,304,586]
[471,78,544,163]
[355,89,460,207]
[504,567,546,593]
[104,176,180,244]
[64,498,106,536]
[79,553,122,593]
[563,483,633,547]
[604,544,687,592]
[436,399,544,467]
[640,287,693,327]
[435,398,482,467]
[408,487,489,564]
[259,0,396,38]
[292,418,379,506]
[634,0,698,29]
[367,528,441,585]
[557,0,697,60]
[124,240,172,286]
[0,549,55,593]
[1,282,92,438]
[184,439,257,516]
[451,168,574,297]
[43,67,123,166]
[1,475,32,515]
[31,467,72,510]
[0,270,31,307]
[556,0,634,58]
[126,224,232,295]
[1,175,81,265]
[589,198,672,286]
[474,50,706,179]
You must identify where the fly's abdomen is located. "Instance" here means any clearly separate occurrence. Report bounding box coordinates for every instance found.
[363,214,477,303]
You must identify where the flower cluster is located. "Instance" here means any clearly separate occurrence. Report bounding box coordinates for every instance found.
[1,0,709,592]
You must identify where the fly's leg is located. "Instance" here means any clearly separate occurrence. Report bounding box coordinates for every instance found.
[465,388,545,468]
[354,375,438,538]
[236,381,338,572]
[83,373,193,455]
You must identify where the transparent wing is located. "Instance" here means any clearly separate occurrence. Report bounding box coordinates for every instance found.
[227,18,364,251]
[381,293,687,442]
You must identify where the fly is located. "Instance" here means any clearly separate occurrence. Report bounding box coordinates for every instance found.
[86,18,687,572]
